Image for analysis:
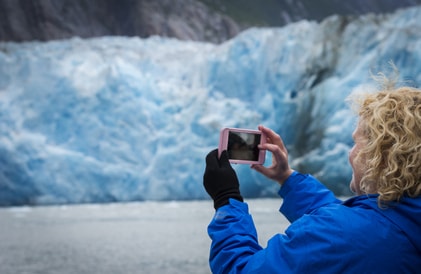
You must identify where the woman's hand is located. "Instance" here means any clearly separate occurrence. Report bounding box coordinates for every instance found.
[251,125,294,186]
[203,149,243,209]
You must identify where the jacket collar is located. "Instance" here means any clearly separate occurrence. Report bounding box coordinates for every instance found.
[343,194,421,253]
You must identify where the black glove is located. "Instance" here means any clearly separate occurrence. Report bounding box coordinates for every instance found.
[203,149,243,209]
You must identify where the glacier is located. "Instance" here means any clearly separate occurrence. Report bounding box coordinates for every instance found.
[0,6,420,206]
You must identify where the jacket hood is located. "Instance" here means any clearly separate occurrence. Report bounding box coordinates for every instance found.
[347,195,421,253]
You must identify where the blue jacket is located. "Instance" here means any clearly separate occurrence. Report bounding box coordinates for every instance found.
[207,172,421,273]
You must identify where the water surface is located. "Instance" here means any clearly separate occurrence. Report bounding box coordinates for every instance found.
[0,199,289,274]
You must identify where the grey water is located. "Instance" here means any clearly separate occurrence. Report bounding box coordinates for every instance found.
[0,199,289,274]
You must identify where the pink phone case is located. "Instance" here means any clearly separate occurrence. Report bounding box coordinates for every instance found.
[218,127,266,164]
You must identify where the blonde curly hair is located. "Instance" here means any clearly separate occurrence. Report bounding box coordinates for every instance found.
[354,85,421,205]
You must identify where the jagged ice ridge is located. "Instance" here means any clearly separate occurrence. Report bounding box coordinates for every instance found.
[0,6,420,205]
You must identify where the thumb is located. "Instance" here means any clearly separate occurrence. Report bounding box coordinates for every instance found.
[219,150,232,168]
[251,164,268,176]
[205,149,219,169]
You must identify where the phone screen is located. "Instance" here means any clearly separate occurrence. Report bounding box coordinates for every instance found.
[227,131,261,161]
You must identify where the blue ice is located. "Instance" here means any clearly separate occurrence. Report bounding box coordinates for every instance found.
[0,6,420,205]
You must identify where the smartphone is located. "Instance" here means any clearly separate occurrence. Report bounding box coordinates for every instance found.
[218,127,266,164]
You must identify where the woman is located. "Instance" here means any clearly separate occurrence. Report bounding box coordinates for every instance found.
[203,85,421,273]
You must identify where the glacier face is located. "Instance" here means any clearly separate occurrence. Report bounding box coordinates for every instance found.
[0,6,420,206]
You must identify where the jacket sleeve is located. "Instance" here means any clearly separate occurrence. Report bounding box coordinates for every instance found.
[278,171,342,222]
[207,199,263,274]
[207,172,342,274]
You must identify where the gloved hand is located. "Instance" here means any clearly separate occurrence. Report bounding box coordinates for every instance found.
[203,149,243,209]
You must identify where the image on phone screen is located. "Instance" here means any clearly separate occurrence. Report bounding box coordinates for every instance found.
[227,132,261,161]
